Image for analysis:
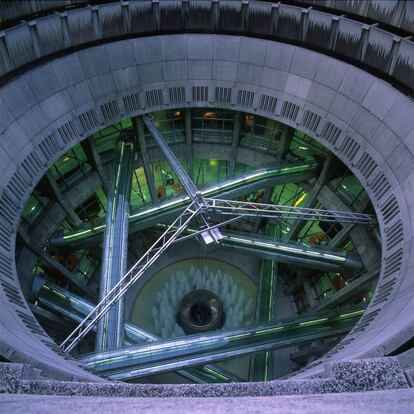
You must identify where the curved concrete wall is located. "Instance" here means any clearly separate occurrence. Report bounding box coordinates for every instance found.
[2,0,412,35]
[1,1,413,94]
[0,34,413,379]
[302,0,414,34]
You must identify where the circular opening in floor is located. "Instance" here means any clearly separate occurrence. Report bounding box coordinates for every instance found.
[179,289,224,333]
[16,107,380,383]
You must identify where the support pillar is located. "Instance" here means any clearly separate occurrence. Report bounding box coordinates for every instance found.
[81,137,108,194]
[96,140,134,352]
[185,108,193,179]
[228,111,241,177]
[288,155,333,241]
[277,125,293,164]
[46,172,82,227]
[315,185,380,271]
[133,116,158,203]
[254,186,274,233]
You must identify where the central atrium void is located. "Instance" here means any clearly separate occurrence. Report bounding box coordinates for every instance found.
[16,108,381,383]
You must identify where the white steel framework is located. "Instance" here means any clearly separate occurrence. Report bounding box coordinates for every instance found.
[61,120,376,354]
[60,202,201,353]
[203,198,377,225]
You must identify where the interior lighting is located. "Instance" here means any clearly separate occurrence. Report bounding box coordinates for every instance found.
[293,193,307,207]
[245,115,254,126]
[255,326,284,335]
[299,317,329,326]
[339,309,364,318]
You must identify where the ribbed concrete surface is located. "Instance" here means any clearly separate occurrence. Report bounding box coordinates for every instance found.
[1,389,413,414]
[1,32,413,380]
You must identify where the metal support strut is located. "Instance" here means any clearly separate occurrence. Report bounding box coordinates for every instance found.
[203,198,376,224]
[143,114,223,244]
[60,118,375,354]
[60,202,200,353]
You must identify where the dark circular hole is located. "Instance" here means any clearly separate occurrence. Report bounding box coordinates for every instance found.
[179,289,224,334]
[189,301,212,326]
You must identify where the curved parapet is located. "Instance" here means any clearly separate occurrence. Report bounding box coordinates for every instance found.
[0,34,412,380]
[0,1,413,94]
[1,1,412,36]
[302,0,414,34]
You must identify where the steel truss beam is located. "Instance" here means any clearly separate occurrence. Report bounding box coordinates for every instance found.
[203,198,377,225]
[60,202,201,353]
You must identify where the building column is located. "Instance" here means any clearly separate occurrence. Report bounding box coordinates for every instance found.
[228,111,241,177]
[96,140,134,352]
[185,108,193,179]
[254,186,274,233]
[287,155,333,241]
[81,137,108,194]
[45,172,82,227]
[133,116,158,203]
[315,269,379,311]
[20,233,97,299]
[302,279,317,308]
[315,185,380,272]
[277,125,293,164]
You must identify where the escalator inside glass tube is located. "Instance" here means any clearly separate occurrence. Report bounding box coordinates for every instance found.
[17,108,381,384]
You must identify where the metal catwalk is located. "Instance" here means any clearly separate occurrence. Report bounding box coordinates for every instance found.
[162,226,363,273]
[34,280,240,383]
[50,162,319,248]
[59,119,374,357]
[96,140,134,352]
[78,308,363,381]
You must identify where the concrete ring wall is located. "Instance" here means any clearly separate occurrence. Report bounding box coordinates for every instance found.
[2,0,412,35]
[0,34,413,380]
[1,1,413,94]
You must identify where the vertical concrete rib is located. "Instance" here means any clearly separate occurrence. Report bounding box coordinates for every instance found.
[96,140,134,352]
[133,116,158,203]
[228,111,241,177]
[81,137,108,194]
[185,108,193,179]
[250,223,279,381]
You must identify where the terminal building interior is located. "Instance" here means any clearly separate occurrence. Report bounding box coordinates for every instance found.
[0,0,413,413]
